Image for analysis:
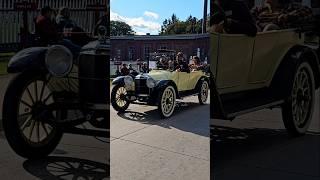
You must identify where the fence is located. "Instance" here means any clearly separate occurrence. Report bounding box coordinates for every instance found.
[0,0,108,52]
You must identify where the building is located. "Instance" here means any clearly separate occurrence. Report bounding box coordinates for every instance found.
[110,34,210,63]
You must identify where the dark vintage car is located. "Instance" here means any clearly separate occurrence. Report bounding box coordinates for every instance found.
[2,28,109,159]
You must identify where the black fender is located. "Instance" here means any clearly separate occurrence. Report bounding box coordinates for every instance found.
[271,45,320,97]
[7,47,48,73]
[151,80,179,101]
[112,76,125,86]
[195,76,210,91]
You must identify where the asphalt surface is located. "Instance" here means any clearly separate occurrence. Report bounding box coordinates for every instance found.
[0,75,109,179]
[110,93,210,180]
[211,90,320,180]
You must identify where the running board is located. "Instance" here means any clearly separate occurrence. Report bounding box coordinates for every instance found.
[225,100,284,119]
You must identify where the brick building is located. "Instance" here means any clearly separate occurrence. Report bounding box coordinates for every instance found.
[110,34,210,63]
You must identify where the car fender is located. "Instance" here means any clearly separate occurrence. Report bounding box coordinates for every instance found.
[271,45,320,95]
[7,47,48,73]
[195,76,210,91]
[112,76,125,85]
[155,80,179,98]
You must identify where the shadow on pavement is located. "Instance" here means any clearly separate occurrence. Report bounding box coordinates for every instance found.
[117,102,209,137]
[211,125,320,179]
[23,156,109,180]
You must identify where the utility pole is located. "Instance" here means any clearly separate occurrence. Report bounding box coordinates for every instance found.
[202,0,208,33]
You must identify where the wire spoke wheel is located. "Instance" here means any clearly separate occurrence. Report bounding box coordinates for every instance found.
[3,71,63,159]
[282,62,315,136]
[291,67,312,128]
[199,80,209,104]
[18,79,57,145]
[159,86,176,118]
[111,84,130,112]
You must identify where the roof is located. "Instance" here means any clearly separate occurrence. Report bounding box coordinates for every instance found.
[111,34,210,41]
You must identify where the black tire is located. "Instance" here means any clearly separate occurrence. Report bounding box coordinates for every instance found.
[282,62,315,136]
[111,84,130,112]
[2,70,63,159]
[157,85,176,118]
[198,80,209,105]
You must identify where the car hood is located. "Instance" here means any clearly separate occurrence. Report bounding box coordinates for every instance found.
[144,70,174,81]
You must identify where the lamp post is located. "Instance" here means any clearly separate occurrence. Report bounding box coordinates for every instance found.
[202,0,208,34]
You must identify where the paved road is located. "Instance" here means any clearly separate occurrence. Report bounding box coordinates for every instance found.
[0,75,109,179]
[211,90,320,180]
[110,94,210,180]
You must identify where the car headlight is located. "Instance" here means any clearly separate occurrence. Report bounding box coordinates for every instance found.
[45,45,73,77]
[124,76,134,86]
[146,77,156,88]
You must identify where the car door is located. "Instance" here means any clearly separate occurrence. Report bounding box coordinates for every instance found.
[177,71,190,92]
[211,33,255,94]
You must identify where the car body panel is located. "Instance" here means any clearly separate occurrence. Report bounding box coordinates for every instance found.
[210,29,305,94]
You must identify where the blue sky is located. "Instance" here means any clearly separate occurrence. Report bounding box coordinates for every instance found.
[110,0,209,35]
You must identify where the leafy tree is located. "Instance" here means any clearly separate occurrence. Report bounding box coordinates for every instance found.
[111,21,135,36]
[160,14,209,35]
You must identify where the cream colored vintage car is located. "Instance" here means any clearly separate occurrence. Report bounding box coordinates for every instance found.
[211,29,320,136]
[111,69,210,118]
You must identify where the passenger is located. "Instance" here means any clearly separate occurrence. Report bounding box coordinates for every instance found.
[120,64,130,76]
[35,6,60,44]
[175,52,190,73]
[210,0,257,37]
[140,62,149,73]
[35,6,81,57]
[56,7,76,32]
[189,56,203,71]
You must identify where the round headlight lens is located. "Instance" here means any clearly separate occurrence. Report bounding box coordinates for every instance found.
[45,45,73,77]
[146,77,156,88]
[124,76,134,86]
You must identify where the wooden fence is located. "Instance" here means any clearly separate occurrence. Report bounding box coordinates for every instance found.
[0,0,108,52]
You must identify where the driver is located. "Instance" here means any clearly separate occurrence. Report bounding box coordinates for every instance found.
[175,52,190,73]
[210,0,257,37]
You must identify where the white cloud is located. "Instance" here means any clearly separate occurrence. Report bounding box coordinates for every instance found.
[110,10,161,35]
[144,11,159,19]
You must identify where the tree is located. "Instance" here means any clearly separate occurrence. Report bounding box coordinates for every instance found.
[111,21,135,36]
[160,14,207,35]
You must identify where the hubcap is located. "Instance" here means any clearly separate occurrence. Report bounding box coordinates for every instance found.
[292,68,312,127]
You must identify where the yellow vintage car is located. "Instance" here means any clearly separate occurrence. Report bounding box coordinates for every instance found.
[111,68,210,118]
[211,29,320,136]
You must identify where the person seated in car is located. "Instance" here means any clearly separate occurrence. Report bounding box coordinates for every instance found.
[140,62,149,73]
[35,6,81,57]
[175,52,190,73]
[120,64,130,76]
[56,7,76,32]
[210,0,257,37]
[189,56,203,71]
